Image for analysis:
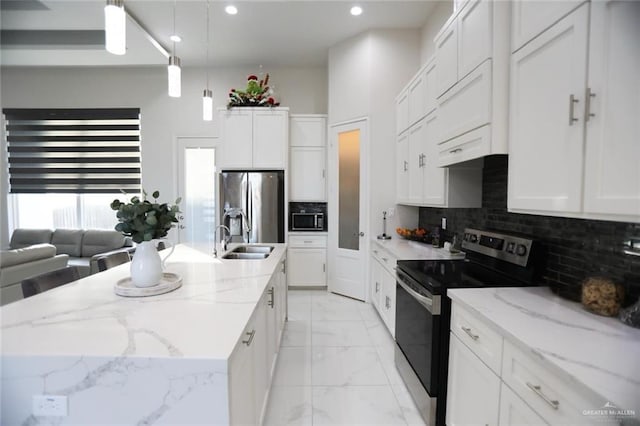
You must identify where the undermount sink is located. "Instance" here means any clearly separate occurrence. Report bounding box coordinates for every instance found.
[231,245,274,254]
[221,245,274,260]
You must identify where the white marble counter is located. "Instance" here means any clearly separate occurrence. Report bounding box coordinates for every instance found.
[448,287,640,416]
[0,243,287,425]
[372,237,465,260]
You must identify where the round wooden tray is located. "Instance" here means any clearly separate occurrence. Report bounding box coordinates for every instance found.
[115,272,182,297]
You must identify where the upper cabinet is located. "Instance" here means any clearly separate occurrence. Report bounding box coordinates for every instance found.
[289,115,327,201]
[219,107,289,169]
[434,0,511,166]
[396,58,437,135]
[508,0,640,223]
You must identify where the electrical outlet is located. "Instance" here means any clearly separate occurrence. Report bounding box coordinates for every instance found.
[33,395,67,417]
[441,217,447,230]
[387,208,395,217]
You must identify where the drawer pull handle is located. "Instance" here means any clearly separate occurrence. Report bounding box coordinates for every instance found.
[375,281,380,293]
[243,330,256,346]
[569,94,579,125]
[304,240,313,244]
[526,382,559,410]
[382,257,388,262]
[450,148,463,154]
[461,326,479,340]
[268,287,274,308]
[385,296,391,309]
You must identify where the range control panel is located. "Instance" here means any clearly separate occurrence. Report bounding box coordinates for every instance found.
[461,228,533,267]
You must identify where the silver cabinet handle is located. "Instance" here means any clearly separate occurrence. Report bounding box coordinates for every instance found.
[585,88,596,122]
[322,263,326,273]
[359,232,365,237]
[461,326,479,340]
[304,240,313,244]
[385,296,391,309]
[242,330,256,346]
[268,287,274,308]
[403,160,408,171]
[373,249,379,254]
[381,257,388,262]
[569,94,579,125]
[526,382,559,410]
[375,281,380,293]
[449,148,462,154]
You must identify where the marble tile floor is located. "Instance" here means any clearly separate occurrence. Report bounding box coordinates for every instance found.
[264,289,426,426]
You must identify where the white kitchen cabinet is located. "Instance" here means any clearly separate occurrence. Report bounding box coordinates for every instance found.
[511,0,586,53]
[498,383,547,426]
[408,119,427,204]
[370,253,383,312]
[509,1,639,223]
[219,107,289,169]
[252,294,269,423]
[396,133,409,204]
[433,0,510,165]
[370,244,397,337]
[289,115,327,202]
[287,234,326,287]
[583,0,640,218]
[396,89,409,135]
[229,318,257,425]
[396,57,437,135]
[446,333,501,426]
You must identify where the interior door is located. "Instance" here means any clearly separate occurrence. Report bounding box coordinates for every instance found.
[176,137,216,247]
[328,119,368,301]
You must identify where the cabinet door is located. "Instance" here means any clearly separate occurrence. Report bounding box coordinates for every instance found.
[408,120,427,203]
[421,112,447,206]
[435,19,458,97]
[230,326,256,425]
[220,109,253,168]
[458,0,492,80]
[380,267,396,338]
[508,4,589,213]
[499,383,548,426]
[370,255,382,311]
[583,0,640,218]
[253,110,288,168]
[446,333,501,426]
[252,299,269,423]
[408,68,427,126]
[512,0,586,53]
[290,116,326,147]
[290,147,326,201]
[396,133,410,203]
[265,282,278,378]
[396,90,409,135]
[288,248,326,286]
[424,59,438,116]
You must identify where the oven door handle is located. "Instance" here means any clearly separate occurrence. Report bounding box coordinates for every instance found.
[397,277,435,314]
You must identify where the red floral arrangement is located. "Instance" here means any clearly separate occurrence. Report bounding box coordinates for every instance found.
[227,73,281,108]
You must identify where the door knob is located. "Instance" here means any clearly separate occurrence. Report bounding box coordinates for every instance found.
[179,225,186,229]
[359,232,365,237]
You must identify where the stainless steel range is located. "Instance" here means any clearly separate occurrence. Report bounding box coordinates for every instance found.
[394,228,542,426]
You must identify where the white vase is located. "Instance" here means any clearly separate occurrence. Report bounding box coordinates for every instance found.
[130,241,164,288]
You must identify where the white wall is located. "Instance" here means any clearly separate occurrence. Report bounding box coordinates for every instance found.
[420,0,453,63]
[0,65,327,246]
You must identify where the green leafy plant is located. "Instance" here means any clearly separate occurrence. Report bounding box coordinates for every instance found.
[110,190,182,243]
[227,73,280,108]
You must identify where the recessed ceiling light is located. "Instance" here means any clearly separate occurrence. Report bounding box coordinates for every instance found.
[350,6,363,16]
[170,34,181,43]
[225,5,238,15]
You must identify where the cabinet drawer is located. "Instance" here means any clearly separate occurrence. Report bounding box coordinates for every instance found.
[499,382,548,426]
[437,59,491,144]
[371,246,397,276]
[502,340,613,426]
[288,234,327,248]
[450,302,503,375]
[438,125,491,167]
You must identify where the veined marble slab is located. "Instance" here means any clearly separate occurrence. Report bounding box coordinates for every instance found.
[448,287,640,416]
[372,238,465,261]
[0,243,287,425]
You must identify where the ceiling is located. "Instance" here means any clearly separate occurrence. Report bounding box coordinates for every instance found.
[0,0,438,68]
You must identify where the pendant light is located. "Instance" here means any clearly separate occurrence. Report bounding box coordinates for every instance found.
[168,1,182,98]
[202,0,213,121]
[105,0,126,55]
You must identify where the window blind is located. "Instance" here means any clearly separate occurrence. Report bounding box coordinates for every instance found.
[3,108,141,194]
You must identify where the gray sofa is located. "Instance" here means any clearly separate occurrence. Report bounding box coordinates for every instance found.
[1,228,134,305]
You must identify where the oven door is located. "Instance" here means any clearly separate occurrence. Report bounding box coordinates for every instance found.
[394,268,441,425]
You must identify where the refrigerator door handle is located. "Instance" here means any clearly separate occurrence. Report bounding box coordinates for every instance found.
[247,180,253,242]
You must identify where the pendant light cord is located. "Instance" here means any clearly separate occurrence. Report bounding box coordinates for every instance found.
[172,0,177,55]
[206,0,210,89]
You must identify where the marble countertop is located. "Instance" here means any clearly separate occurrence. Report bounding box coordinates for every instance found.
[0,243,287,361]
[448,287,640,414]
[372,237,465,260]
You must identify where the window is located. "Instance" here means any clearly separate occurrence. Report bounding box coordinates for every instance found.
[3,108,141,231]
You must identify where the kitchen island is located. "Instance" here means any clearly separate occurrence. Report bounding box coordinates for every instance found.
[1,243,288,425]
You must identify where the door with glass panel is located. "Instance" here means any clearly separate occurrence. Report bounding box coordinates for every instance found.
[328,119,369,301]
[177,137,217,249]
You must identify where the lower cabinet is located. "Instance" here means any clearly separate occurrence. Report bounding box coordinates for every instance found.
[287,234,327,287]
[446,333,501,426]
[499,382,547,426]
[370,244,397,337]
[229,260,287,425]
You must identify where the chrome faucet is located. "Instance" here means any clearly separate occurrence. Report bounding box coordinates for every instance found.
[213,225,231,258]
[223,208,251,243]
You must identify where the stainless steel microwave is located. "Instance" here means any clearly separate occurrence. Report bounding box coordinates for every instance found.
[291,212,324,231]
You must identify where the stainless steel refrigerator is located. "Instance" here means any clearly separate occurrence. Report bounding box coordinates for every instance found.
[219,170,285,243]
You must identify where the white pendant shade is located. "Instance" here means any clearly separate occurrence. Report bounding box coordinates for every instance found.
[168,56,181,98]
[203,90,213,121]
[105,0,126,55]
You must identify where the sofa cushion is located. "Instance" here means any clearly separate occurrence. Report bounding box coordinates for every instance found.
[81,230,126,257]
[51,229,84,257]
[0,243,57,268]
[9,229,53,249]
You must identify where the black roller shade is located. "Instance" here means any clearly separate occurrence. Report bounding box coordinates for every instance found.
[3,108,141,194]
